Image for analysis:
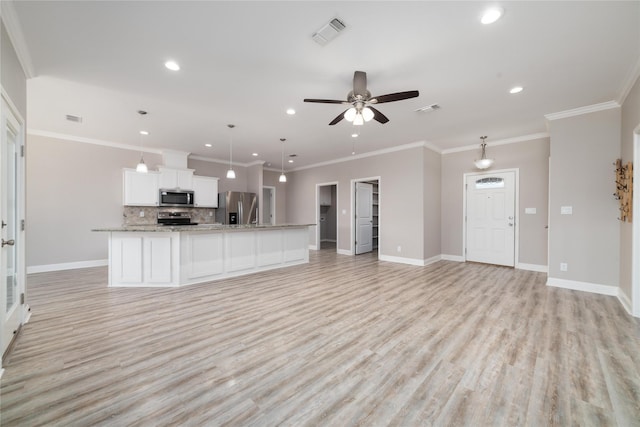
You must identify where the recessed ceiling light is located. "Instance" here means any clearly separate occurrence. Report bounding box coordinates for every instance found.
[164,60,180,71]
[139,130,149,135]
[288,159,294,163]
[286,108,296,115]
[205,143,212,148]
[351,133,359,138]
[252,152,259,156]
[509,86,524,94]
[481,7,504,24]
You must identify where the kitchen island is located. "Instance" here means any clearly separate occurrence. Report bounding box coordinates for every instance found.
[92,224,313,287]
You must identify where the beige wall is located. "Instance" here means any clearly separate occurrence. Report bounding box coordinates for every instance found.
[619,75,640,301]
[423,148,441,259]
[286,146,430,261]
[548,108,621,286]
[1,21,27,118]
[26,134,163,266]
[188,158,247,193]
[441,138,550,266]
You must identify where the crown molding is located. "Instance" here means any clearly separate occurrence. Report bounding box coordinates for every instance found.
[618,55,640,105]
[183,154,254,168]
[1,1,36,78]
[440,132,550,155]
[28,129,165,154]
[544,101,620,121]
[290,141,429,172]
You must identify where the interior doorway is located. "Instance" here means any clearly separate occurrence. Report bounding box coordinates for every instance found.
[262,186,275,225]
[464,169,519,267]
[352,177,379,256]
[316,183,338,250]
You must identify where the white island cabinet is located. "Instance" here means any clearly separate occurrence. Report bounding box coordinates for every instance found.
[96,224,311,287]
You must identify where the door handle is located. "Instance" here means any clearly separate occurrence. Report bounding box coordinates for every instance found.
[2,239,15,247]
[508,223,514,227]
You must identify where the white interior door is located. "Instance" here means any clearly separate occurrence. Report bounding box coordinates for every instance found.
[355,182,373,254]
[1,98,23,356]
[262,186,274,225]
[466,171,515,266]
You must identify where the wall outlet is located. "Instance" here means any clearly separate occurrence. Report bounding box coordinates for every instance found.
[525,207,537,214]
[397,245,401,253]
[561,206,573,215]
[560,263,568,271]
[139,211,144,218]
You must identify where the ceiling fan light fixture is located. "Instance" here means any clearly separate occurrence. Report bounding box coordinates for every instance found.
[353,114,364,126]
[362,107,374,122]
[344,107,357,122]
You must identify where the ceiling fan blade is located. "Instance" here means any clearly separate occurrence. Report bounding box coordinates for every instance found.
[370,90,419,104]
[329,110,348,125]
[304,98,348,104]
[368,106,389,124]
[353,71,367,97]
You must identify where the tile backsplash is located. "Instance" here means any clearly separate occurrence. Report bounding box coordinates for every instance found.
[123,206,218,225]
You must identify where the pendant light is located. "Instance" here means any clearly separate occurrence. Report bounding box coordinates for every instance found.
[279,138,287,183]
[136,110,148,173]
[474,136,494,169]
[226,124,236,179]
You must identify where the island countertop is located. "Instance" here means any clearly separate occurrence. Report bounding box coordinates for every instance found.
[92,223,315,232]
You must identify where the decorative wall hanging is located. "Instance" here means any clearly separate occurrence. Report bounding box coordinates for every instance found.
[614,159,633,222]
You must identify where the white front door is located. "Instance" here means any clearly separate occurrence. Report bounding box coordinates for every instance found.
[355,182,373,254]
[1,97,23,356]
[466,171,516,267]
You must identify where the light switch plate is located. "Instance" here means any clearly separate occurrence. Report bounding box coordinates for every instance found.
[561,206,573,215]
[525,208,537,214]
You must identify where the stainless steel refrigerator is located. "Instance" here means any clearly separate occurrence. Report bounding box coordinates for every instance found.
[216,191,258,224]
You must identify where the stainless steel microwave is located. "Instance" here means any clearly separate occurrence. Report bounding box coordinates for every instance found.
[159,189,194,207]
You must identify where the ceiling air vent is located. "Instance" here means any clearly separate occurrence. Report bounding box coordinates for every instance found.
[65,114,83,123]
[312,18,346,46]
[415,104,440,113]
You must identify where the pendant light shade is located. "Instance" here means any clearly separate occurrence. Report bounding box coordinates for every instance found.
[474,136,494,169]
[279,138,287,183]
[227,124,236,179]
[136,110,148,173]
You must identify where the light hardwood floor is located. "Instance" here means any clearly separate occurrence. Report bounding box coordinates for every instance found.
[2,250,640,426]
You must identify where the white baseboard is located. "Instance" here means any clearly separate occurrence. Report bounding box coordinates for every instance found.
[441,254,464,262]
[546,277,618,296]
[618,289,633,316]
[320,239,337,243]
[27,259,108,274]
[0,368,4,380]
[516,263,548,273]
[424,255,442,266]
[378,254,425,266]
[337,249,352,256]
[309,245,318,251]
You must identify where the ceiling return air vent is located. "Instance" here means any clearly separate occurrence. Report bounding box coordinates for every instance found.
[65,114,83,123]
[312,18,346,46]
[415,104,440,113]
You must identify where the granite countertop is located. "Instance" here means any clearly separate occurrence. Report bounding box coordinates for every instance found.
[92,223,315,232]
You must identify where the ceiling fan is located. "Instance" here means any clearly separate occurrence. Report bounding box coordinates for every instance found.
[304,71,419,126]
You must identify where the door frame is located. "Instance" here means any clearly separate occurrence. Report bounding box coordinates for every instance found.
[315,181,338,252]
[633,126,640,317]
[262,185,276,225]
[1,88,27,366]
[351,176,381,256]
[462,168,519,265]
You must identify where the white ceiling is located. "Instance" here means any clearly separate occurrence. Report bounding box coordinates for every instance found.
[7,1,640,170]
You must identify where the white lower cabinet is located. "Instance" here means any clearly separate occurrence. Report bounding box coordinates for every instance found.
[107,227,309,287]
[109,232,177,286]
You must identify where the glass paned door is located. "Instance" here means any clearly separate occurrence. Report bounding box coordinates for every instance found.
[1,97,22,357]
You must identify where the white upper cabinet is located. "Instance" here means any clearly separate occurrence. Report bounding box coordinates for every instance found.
[319,186,332,206]
[158,167,194,190]
[123,169,160,206]
[192,176,219,208]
